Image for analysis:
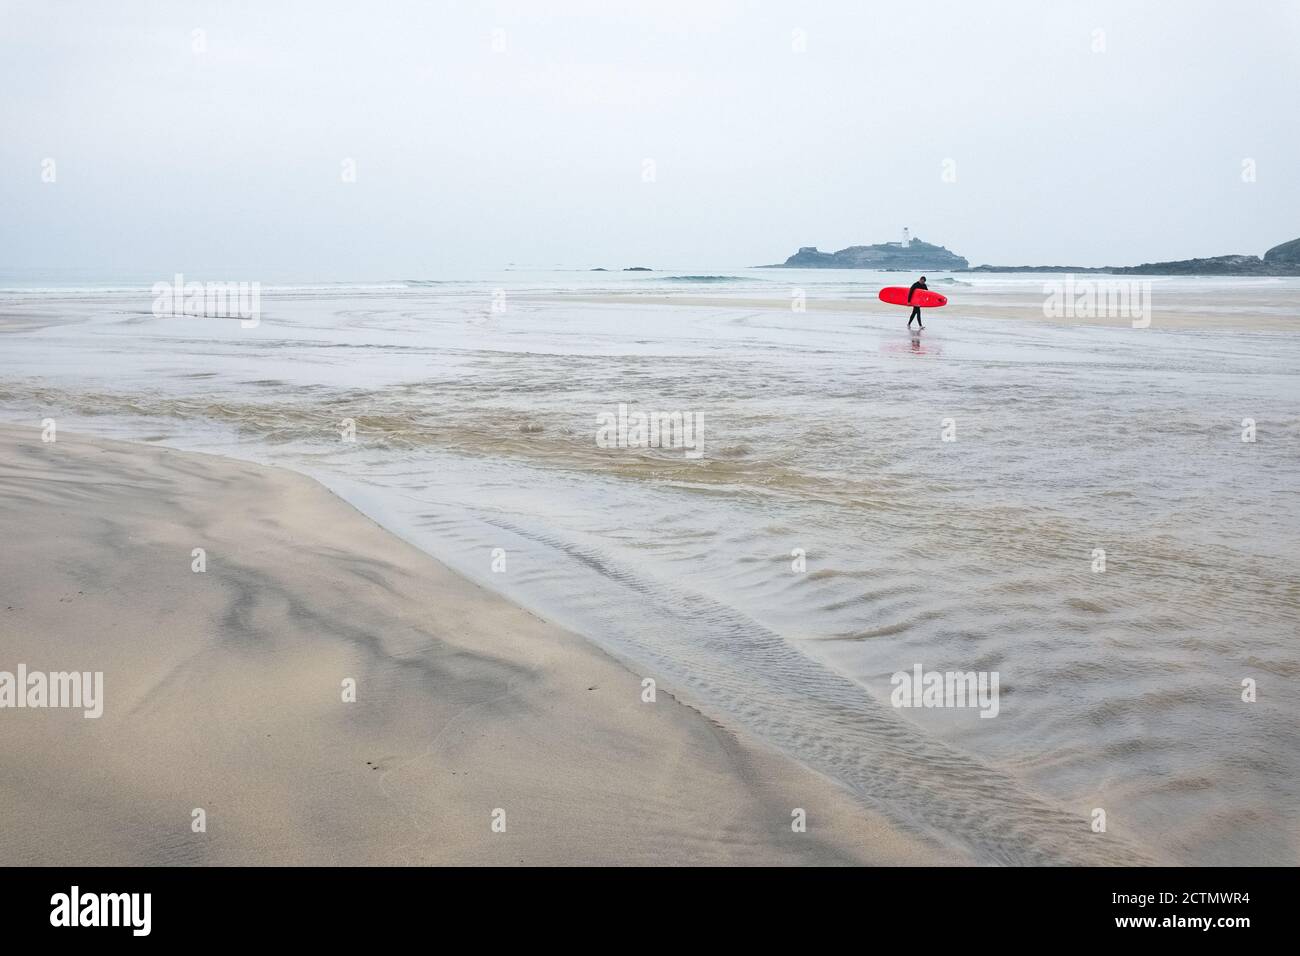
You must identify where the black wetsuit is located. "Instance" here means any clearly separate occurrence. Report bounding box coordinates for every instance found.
[907,279,928,327]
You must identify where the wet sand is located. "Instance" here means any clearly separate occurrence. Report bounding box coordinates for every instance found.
[0,425,947,865]
[525,289,1300,331]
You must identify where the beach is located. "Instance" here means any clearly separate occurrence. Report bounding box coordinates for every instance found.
[1,272,1297,865]
[0,424,942,865]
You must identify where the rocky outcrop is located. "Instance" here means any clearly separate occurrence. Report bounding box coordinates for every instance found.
[1263,237,1300,265]
[970,236,1300,275]
[770,238,969,271]
[1107,254,1295,276]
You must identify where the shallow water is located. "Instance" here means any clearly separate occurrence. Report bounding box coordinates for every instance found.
[2,269,1298,864]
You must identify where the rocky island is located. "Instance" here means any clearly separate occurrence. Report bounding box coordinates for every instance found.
[766,238,969,271]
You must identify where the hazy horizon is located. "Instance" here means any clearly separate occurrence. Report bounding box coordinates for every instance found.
[3,0,1298,278]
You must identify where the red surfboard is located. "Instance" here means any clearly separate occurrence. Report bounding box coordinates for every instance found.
[878,286,948,308]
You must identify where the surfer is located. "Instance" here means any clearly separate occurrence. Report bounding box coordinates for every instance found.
[907,276,928,329]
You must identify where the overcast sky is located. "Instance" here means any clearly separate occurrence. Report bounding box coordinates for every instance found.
[2,0,1297,277]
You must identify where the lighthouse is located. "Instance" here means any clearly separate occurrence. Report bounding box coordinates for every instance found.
[902,227,911,247]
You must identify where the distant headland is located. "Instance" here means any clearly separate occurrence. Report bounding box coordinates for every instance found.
[764,235,1300,275]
